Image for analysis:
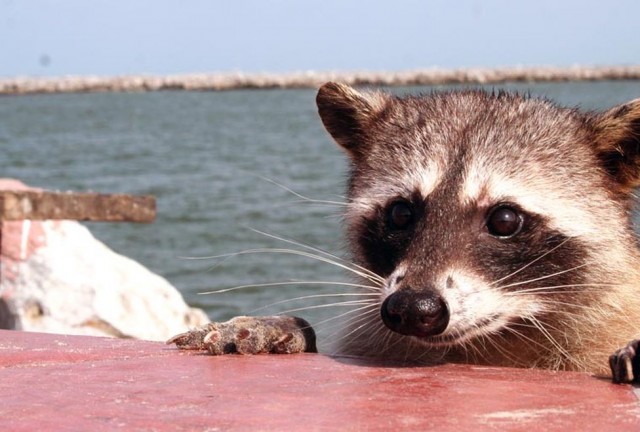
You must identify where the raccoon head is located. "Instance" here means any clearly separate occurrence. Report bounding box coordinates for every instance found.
[317,82,640,348]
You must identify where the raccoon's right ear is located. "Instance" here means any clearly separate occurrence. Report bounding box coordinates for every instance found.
[316,82,390,157]
[593,98,640,194]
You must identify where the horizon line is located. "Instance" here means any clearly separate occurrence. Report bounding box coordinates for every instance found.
[2,64,640,95]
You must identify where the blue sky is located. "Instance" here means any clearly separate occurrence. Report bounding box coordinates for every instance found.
[1,0,639,77]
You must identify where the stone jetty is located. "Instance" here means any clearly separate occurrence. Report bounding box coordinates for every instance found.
[2,65,640,95]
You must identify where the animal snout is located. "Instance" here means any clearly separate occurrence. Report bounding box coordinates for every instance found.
[380,289,449,337]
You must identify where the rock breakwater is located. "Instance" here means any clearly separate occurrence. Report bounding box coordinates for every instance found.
[2,65,640,95]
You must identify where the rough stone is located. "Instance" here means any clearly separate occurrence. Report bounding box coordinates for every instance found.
[2,65,640,95]
[0,179,208,340]
[0,190,156,223]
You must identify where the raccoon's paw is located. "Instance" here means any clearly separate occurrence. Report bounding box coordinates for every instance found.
[166,316,317,355]
[609,339,640,384]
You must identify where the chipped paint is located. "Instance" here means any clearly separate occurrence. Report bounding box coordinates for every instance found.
[478,407,576,423]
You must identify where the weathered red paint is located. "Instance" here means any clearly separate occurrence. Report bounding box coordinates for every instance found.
[0,330,638,431]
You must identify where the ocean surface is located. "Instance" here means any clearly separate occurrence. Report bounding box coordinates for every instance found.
[3,81,640,332]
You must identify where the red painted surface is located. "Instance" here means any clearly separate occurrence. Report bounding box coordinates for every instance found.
[0,179,46,286]
[1,329,638,431]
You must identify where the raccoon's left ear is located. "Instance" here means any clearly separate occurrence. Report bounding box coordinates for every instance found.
[316,82,390,158]
[593,98,640,194]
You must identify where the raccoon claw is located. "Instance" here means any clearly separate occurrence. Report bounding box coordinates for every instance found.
[166,323,217,350]
[609,339,640,384]
[166,316,317,355]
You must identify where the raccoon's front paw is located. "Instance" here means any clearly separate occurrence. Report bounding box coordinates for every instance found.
[609,339,640,384]
[166,316,317,355]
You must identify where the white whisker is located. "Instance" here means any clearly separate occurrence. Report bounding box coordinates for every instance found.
[323,308,381,345]
[248,228,385,284]
[528,316,572,361]
[490,237,575,287]
[288,198,348,207]
[506,282,618,295]
[199,280,381,295]
[498,263,589,290]
[309,304,380,336]
[502,325,554,355]
[314,304,378,340]
[248,292,379,314]
[258,175,347,207]
[185,247,384,286]
[276,299,377,316]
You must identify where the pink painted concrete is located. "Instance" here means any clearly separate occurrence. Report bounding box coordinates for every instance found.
[0,179,47,288]
[0,330,638,431]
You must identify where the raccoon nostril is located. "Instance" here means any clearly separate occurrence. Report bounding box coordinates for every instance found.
[445,276,454,289]
[381,289,449,338]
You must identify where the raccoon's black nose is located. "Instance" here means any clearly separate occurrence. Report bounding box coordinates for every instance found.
[380,289,449,337]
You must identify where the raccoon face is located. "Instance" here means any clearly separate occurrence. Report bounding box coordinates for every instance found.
[317,82,640,346]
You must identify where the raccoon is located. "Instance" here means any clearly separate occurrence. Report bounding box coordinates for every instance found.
[169,82,640,384]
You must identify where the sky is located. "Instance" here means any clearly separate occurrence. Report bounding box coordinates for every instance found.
[1,0,639,78]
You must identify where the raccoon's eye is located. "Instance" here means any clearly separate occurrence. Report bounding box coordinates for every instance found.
[388,201,414,230]
[486,205,523,238]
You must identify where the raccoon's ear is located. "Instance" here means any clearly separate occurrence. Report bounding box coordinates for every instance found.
[316,82,389,157]
[593,98,640,194]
